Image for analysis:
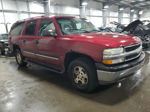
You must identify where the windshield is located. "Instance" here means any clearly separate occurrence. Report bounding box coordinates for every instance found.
[56,18,99,35]
[0,34,8,40]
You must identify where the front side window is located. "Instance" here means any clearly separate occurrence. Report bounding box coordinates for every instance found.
[24,20,37,36]
[38,18,56,36]
[56,18,99,35]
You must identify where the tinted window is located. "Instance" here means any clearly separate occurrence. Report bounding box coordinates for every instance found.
[38,18,55,36]
[10,22,24,35]
[25,20,37,36]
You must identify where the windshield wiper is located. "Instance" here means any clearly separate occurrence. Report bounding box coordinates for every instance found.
[69,29,99,33]
[90,29,100,32]
[70,29,90,33]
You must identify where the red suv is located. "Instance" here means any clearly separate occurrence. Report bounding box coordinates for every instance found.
[9,16,145,92]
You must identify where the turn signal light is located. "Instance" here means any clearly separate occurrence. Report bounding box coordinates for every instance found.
[102,58,124,64]
[102,60,113,64]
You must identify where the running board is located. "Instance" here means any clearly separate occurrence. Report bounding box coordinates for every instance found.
[25,59,65,74]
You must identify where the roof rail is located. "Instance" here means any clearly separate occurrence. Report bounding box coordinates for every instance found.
[18,15,47,22]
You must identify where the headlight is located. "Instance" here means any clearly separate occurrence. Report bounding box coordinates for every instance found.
[103,47,124,64]
[103,47,124,55]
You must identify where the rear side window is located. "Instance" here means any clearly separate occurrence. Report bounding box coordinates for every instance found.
[24,20,37,36]
[10,22,24,35]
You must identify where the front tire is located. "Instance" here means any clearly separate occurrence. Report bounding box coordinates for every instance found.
[15,49,27,67]
[68,57,98,93]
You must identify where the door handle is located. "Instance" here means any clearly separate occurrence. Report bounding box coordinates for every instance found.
[35,40,39,44]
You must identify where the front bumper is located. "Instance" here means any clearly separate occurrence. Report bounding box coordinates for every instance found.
[95,52,145,84]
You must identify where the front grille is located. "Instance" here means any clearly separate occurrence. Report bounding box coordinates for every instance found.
[124,44,142,61]
[124,44,140,52]
[125,53,140,61]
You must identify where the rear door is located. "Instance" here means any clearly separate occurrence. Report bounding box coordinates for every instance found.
[36,18,60,68]
[20,20,38,60]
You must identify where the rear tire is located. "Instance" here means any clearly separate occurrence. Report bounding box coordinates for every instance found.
[15,49,27,67]
[68,57,98,93]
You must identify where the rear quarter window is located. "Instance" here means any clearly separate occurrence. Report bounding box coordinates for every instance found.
[10,22,24,35]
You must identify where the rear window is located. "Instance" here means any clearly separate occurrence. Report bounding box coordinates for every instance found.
[24,20,37,36]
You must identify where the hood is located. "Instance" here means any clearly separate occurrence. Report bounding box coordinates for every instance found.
[123,20,143,32]
[64,32,141,48]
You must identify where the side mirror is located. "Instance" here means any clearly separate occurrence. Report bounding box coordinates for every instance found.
[42,30,57,37]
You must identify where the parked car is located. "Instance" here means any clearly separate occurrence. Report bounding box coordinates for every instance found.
[0,33,9,55]
[110,21,125,33]
[9,16,145,92]
[122,20,150,49]
[109,20,150,49]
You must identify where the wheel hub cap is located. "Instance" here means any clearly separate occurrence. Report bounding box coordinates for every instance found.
[73,66,88,85]
[17,53,21,63]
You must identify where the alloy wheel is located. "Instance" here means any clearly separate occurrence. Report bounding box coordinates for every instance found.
[73,66,88,86]
[16,52,22,64]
